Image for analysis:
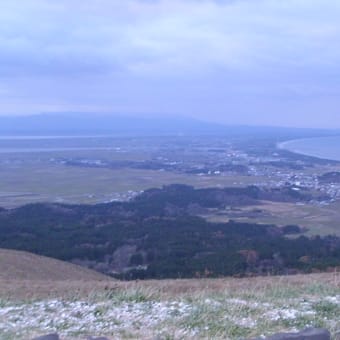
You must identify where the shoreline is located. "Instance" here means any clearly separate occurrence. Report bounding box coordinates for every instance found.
[277,136,340,162]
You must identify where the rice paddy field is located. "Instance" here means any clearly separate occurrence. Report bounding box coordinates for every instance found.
[203,200,340,236]
[0,139,265,208]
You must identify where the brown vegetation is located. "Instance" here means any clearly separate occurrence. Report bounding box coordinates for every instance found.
[0,248,110,282]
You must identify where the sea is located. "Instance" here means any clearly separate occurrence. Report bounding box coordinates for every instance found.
[279,135,340,161]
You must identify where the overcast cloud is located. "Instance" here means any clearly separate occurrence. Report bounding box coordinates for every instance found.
[0,0,339,127]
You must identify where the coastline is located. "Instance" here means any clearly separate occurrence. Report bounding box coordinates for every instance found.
[277,136,340,162]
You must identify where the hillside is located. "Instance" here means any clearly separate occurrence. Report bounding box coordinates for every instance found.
[0,273,339,339]
[0,248,110,281]
[1,185,340,279]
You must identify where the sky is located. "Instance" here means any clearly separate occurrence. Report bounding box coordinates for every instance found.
[0,0,339,128]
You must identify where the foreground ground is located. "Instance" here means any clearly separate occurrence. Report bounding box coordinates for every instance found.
[0,273,339,339]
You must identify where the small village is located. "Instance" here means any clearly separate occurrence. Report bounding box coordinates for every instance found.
[47,137,340,206]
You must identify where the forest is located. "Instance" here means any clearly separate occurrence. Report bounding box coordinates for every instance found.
[0,184,339,279]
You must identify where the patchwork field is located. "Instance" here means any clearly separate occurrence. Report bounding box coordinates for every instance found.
[0,150,263,208]
[1,136,340,237]
[203,200,340,236]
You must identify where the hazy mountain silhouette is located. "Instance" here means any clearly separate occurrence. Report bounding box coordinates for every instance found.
[0,113,336,136]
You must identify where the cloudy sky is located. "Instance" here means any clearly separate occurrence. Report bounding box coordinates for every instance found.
[0,0,339,128]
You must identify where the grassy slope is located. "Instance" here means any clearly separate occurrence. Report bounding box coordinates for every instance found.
[0,248,110,281]
[0,272,339,339]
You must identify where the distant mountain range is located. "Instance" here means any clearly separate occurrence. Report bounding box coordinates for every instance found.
[0,114,226,136]
[0,113,337,137]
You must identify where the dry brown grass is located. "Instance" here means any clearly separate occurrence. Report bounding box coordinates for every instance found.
[0,269,339,339]
[1,269,339,301]
[0,248,109,282]
[109,272,340,302]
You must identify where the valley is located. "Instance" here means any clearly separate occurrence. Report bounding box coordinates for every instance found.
[1,129,340,339]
